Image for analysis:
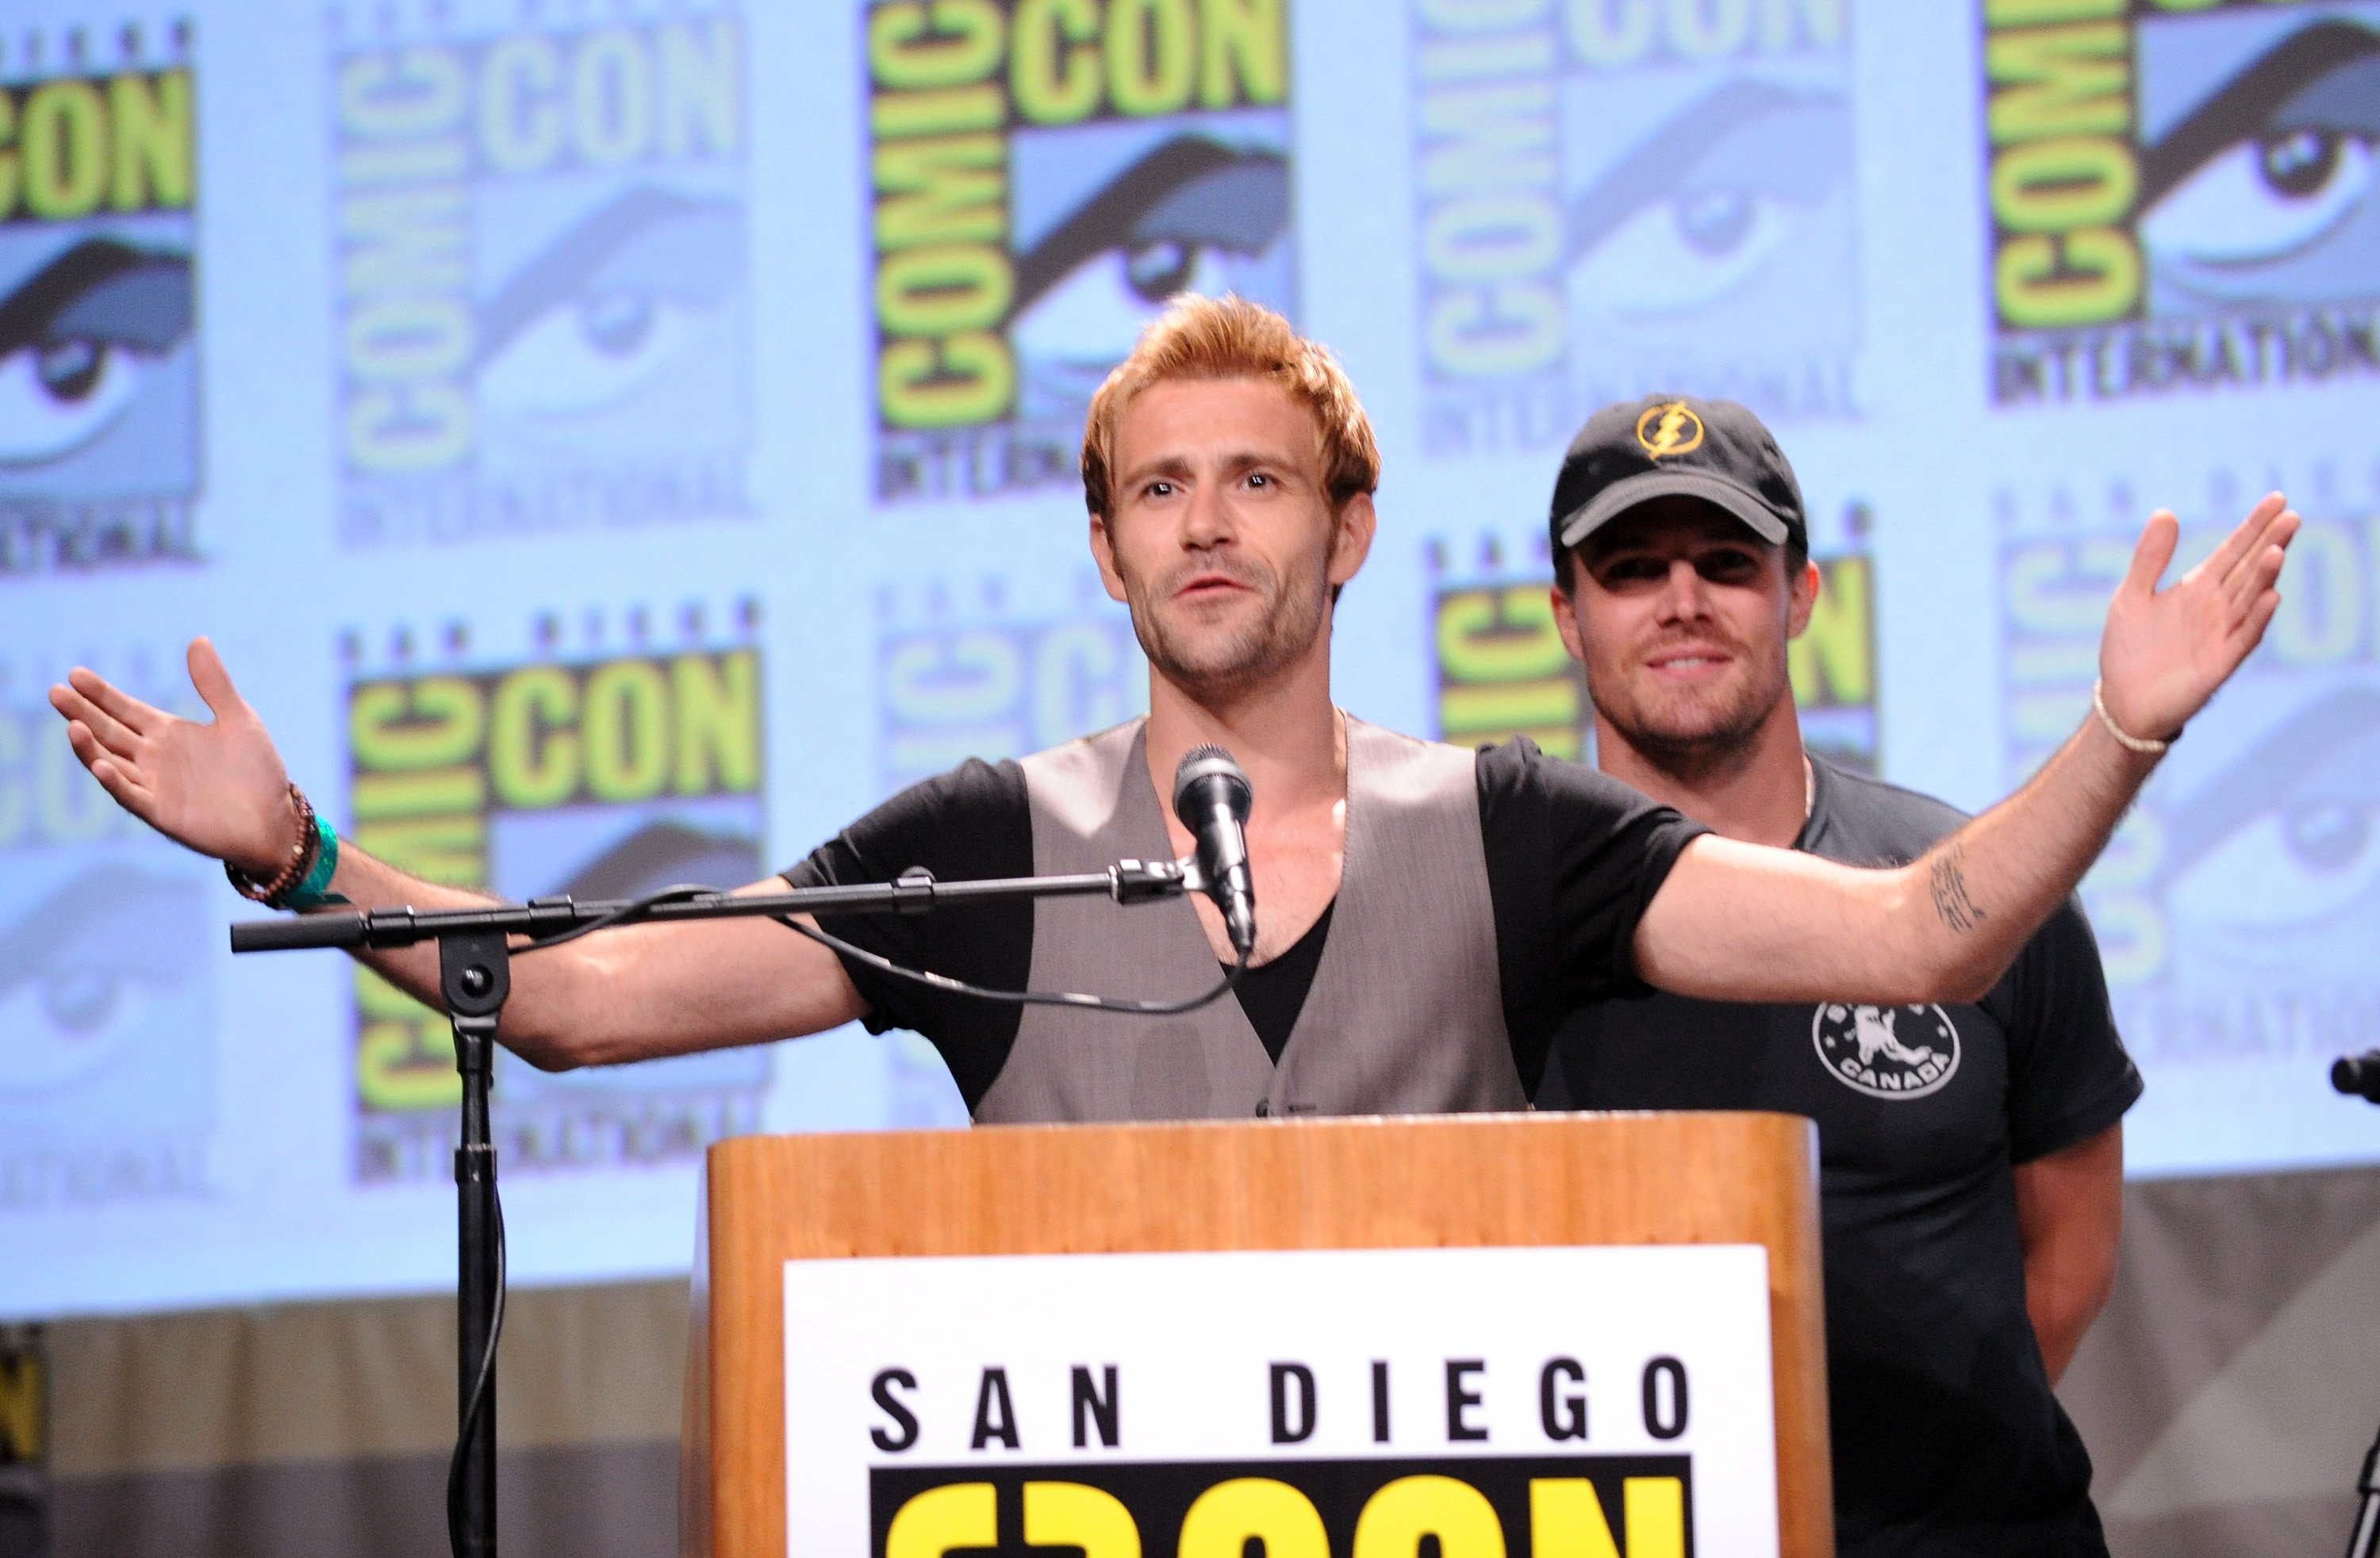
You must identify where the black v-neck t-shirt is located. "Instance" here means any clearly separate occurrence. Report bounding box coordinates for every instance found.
[1232,899,1336,1062]
[1538,756,2140,1556]
[779,736,1706,1107]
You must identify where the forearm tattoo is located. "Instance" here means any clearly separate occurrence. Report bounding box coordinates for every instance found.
[1929,847,1987,934]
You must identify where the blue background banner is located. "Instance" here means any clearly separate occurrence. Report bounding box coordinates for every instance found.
[2,0,2376,1319]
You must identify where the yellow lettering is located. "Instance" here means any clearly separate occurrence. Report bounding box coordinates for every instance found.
[351,677,487,769]
[1353,1475,1507,1558]
[674,650,761,794]
[1990,133,2136,231]
[874,85,1009,137]
[870,2,1008,89]
[1438,587,1574,680]
[582,660,671,801]
[1023,1482,1141,1558]
[877,242,1015,334]
[22,79,108,219]
[881,332,1015,425]
[1994,227,2139,326]
[1528,1480,1621,1558]
[1985,0,2122,21]
[1441,679,1580,731]
[353,766,487,819]
[875,135,1008,248]
[351,817,486,886]
[1107,0,1197,115]
[109,70,193,209]
[489,666,582,808]
[1621,1479,1685,1558]
[885,1483,996,1558]
[1986,23,2129,144]
[357,1013,462,1110]
[1014,0,1104,122]
[1789,555,1871,705]
[0,93,19,217]
[1200,0,1287,107]
[1178,1479,1330,1558]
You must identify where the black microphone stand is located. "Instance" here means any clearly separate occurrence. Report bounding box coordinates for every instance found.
[229,858,1202,1558]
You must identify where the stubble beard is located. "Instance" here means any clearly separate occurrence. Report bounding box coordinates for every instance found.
[1125,551,1334,709]
[1587,631,1790,781]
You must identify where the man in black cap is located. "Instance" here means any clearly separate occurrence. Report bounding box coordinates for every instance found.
[1541,392,2135,1554]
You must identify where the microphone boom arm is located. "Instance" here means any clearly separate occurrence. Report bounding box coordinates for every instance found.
[228,857,1203,954]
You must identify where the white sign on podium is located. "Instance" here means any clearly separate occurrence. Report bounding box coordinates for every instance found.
[784,1243,1776,1556]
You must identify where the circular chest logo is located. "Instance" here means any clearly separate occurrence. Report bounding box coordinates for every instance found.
[1811,1003,1961,1099]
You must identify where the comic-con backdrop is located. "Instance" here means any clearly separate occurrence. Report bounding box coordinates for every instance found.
[2,0,2376,1318]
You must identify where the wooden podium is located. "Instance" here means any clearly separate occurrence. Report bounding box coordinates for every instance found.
[683,1111,1830,1557]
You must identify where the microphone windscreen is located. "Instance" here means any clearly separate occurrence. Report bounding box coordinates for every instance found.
[1173,744,1252,823]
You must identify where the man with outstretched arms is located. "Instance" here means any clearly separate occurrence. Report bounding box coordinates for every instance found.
[52,297,2294,1123]
[1536,393,2136,1553]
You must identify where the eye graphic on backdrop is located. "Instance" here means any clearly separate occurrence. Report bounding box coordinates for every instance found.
[475,187,744,419]
[0,868,205,1091]
[550,819,761,902]
[1010,138,1291,378]
[2162,687,2380,940]
[1565,81,1848,320]
[0,240,194,466]
[496,819,766,1099]
[2138,21,2380,305]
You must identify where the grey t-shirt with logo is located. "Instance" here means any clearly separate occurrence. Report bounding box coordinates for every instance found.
[1539,754,2141,1557]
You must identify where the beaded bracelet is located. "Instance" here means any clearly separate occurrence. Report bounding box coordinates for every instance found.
[225,784,317,904]
[282,813,345,911]
[2092,679,2175,756]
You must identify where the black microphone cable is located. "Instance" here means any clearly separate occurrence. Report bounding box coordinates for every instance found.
[772,911,1248,1015]
[508,882,1250,1015]
[444,1193,505,1558]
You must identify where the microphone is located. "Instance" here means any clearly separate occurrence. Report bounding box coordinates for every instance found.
[2335,1051,2380,1103]
[1173,745,1257,958]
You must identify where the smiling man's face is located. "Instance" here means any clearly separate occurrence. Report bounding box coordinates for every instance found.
[1554,495,1814,767]
[1092,376,1371,707]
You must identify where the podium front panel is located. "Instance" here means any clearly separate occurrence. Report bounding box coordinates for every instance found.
[689,1111,1829,1557]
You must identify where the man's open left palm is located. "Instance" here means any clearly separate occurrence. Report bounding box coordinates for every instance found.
[2099,493,2297,741]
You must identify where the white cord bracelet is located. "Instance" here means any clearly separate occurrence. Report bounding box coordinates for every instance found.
[2093,678,2172,755]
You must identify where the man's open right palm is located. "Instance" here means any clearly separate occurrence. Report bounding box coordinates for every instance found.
[49,637,295,877]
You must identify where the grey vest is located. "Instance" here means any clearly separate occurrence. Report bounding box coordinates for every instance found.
[974,716,1522,1122]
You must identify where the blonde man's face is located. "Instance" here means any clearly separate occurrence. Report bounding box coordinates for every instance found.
[1091,377,1374,705]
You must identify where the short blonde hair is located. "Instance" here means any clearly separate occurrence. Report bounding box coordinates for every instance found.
[1080,294,1381,519]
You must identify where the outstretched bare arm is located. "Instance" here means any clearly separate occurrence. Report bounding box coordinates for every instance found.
[1637,494,2298,1005]
[49,639,865,1069]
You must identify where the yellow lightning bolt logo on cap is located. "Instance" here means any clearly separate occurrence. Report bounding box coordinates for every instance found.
[1634,401,1706,459]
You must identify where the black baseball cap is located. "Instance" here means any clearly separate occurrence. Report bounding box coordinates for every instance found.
[1548,393,1806,564]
